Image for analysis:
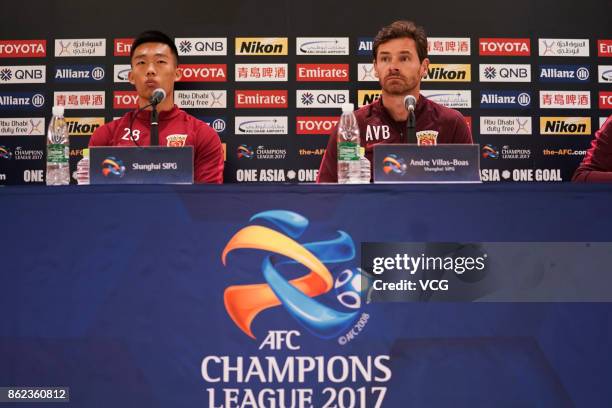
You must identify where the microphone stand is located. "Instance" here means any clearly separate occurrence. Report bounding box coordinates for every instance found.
[150,103,159,146]
[406,108,416,144]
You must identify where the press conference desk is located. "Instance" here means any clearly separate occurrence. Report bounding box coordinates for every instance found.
[1,184,612,407]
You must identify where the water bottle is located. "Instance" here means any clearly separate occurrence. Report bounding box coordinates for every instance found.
[359,146,371,183]
[46,105,70,185]
[337,103,361,184]
[73,148,90,185]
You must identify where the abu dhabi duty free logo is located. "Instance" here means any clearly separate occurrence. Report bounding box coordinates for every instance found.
[221,210,372,344]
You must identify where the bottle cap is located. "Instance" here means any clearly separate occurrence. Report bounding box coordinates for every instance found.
[341,103,354,113]
[82,148,89,158]
[52,105,65,116]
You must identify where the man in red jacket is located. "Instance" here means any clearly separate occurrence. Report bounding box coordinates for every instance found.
[317,20,472,183]
[572,115,612,182]
[89,30,224,183]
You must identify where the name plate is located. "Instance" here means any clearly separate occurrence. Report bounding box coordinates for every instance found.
[373,144,481,183]
[90,146,194,185]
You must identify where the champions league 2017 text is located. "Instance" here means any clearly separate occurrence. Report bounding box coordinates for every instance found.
[202,330,391,408]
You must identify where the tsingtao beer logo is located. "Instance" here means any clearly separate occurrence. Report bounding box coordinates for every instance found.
[427,38,471,56]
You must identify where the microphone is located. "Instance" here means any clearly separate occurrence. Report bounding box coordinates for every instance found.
[404,95,417,112]
[404,95,417,144]
[149,88,165,146]
[149,88,166,105]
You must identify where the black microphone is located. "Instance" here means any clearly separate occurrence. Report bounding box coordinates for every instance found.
[404,95,417,112]
[404,95,417,144]
[149,88,165,146]
[149,88,166,105]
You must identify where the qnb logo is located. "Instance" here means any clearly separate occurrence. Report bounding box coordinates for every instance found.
[175,38,227,56]
[0,68,11,81]
[178,40,193,54]
[481,144,499,159]
[483,66,496,80]
[480,64,531,82]
[237,144,254,159]
[101,156,125,177]
[296,90,348,108]
[0,66,46,83]
[222,210,368,339]
[382,154,407,175]
[301,92,314,105]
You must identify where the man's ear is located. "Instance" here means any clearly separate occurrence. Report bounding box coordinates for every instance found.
[175,64,182,82]
[373,58,379,78]
[128,69,135,85]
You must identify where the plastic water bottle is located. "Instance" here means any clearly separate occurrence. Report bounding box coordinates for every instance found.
[46,106,70,185]
[337,103,361,184]
[73,148,90,185]
[359,146,371,183]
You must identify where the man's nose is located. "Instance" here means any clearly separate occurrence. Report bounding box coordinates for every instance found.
[146,63,156,76]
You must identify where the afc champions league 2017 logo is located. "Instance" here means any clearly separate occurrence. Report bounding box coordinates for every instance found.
[221,210,372,341]
[101,156,125,177]
[382,154,407,175]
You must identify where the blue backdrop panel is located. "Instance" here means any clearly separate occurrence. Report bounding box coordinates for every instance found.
[1,184,611,407]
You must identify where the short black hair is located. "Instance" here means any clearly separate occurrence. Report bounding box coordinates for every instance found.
[130,30,179,65]
[373,20,428,62]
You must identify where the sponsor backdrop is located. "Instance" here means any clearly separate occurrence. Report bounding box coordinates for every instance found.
[0,0,610,184]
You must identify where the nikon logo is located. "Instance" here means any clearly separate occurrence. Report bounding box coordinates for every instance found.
[358,90,382,107]
[65,117,104,135]
[423,64,471,82]
[235,38,288,55]
[540,117,591,135]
